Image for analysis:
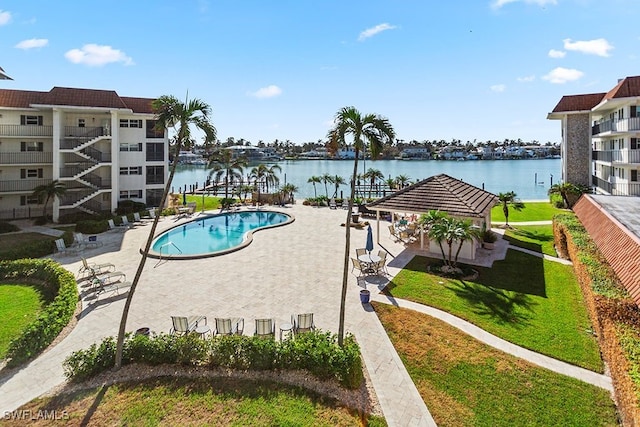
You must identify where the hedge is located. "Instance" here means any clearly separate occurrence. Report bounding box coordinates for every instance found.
[0,259,78,366]
[0,230,75,261]
[554,213,640,425]
[64,331,364,389]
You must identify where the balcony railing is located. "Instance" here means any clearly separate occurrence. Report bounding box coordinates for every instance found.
[592,150,640,164]
[0,124,53,137]
[0,178,52,193]
[60,162,97,177]
[0,152,53,164]
[592,175,640,195]
[83,146,111,162]
[63,126,110,138]
[592,117,640,136]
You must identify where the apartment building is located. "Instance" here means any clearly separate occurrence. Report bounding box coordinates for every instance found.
[0,87,168,222]
[548,75,640,196]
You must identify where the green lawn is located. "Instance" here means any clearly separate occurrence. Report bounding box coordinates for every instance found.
[184,194,223,212]
[491,201,566,223]
[374,303,617,427]
[0,232,52,253]
[7,377,386,427]
[384,250,603,372]
[0,284,44,359]
[502,224,557,256]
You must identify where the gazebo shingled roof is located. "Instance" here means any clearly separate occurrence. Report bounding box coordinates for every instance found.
[366,173,498,218]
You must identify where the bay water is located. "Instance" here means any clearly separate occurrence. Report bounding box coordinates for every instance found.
[171,158,560,201]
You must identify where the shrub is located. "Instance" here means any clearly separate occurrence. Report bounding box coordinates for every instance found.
[0,259,78,366]
[481,229,498,243]
[116,200,146,215]
[33,216,48,225]
[75,219,109,235]
[64,330,364,389]
[0,221,19,234]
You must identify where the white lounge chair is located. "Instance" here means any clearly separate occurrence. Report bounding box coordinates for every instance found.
[170,315,207,335]
[291,313,315,335]
[54,238,76,256]
[78,257,115,279]
[108,219,126,232]
[254,318,275,338]
[74,232,102,249]
[329,198,337,209]
[215,317,244,335]
[121,216,133,228]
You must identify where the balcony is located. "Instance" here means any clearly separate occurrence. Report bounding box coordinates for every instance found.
[592,176,640,196]
[0,178,52,193]
[0,124,53,137]
[592,117,640,136]
[0,152,53,164]
[592,150,640,164]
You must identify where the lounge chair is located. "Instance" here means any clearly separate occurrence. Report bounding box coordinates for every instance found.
[54,238,76,256]
[291,313,315,335]
[121,216,133,228]
[133,212,143,223]
[108,219,126,232]
[170,315,207,335]
[341,199,349,209]
[90,269,126,287]
[78,257,115,279]
[74,232,102,249]
[329,198,337,209]
[141,209,156,220]
[97,280,132,296]
[254,318,275,339]
[215,317,244,335]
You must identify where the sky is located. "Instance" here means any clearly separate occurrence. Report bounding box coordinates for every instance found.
[1,0,638,146]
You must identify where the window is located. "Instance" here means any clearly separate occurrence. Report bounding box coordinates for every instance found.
[119,119,142,128]
[631,106,638,118]
[20,115,43,126]
[146,188,163,206]
[120,166,142,175]
[20,195,41,206]
[119,142,143,152]
[119,190,142,200]
[632,138,639,150]
[78,118,85,128]
[20,168,43,179]
[20,141,44,152]
[632,170,638,182]
[146,142,164,161]
[146,166,164,184]
[146,120,164,138]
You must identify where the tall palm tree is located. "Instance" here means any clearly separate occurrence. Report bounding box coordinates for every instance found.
[396,174,411,188]
[250,163,281,205]
[497,191,525,227]
[31,179,66,219]
[548,182,587,209]
[328,106,395,346]
[307,175,321,204]
[115,95,216,369]
[320,173,333,199]
[384,177,397,192]
[209,149,247,200]
[280,183,298,205]
[332,175,346,198]
[426,214,478,270]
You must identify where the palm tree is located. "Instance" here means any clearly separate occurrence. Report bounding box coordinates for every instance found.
[498,191,525,227]
[328,106,395,346]
[364,168,384,198]
[384,177,397,192]
[307,175,321,204]
[320,173,333,199]
[332,175,346,198]
[425,213,478,271]
[396,174,411,188]
[115,95,216,369]
[209,149,247,201]
[31,180,66,220]
[279,183,298,205]
[250,163,281,206]
[548,182,588,209]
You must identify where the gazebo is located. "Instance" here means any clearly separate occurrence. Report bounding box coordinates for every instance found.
[366,173,498,260]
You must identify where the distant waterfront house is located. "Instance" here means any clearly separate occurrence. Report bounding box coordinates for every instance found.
[366,174,498,260]
[548,75,640,196]
[0,86,169,222]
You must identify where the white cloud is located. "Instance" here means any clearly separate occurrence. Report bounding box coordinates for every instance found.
[358,23,397,41]
[15,38,48,50]
[491,0,557,9]
[64,44,134,67]
[563,38,613,57]
[548,49,566,58]
[249,85,282,99]
[490,84,506,92]
[517,75,535,82]
[542,67,584,84]
[0,10,11,25]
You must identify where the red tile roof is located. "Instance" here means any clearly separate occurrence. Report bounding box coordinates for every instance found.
[550,93,606,113]
[367,173,498,218]
[603,75,640,100]
[0,87,156,113]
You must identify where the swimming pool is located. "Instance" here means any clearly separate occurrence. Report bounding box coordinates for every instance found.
[149,210,294,259]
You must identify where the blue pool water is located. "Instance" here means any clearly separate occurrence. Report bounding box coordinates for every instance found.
[150,211,292,258]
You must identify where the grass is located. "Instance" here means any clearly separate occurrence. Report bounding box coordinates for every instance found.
[373,303,618,427]
[384,250,603,372]
[0,284,44,359]
[184,194,223,212]
[6,377,386,427]
[491,201,566,223]
[502,224,557,256]
[0,232,53,253]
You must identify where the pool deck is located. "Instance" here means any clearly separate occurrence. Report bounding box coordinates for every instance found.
[0,203,437,426]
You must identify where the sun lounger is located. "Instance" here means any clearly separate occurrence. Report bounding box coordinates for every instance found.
[170,315,207,335]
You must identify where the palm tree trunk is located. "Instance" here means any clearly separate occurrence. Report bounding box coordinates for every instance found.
[338,150,359,346]
[114,139,184,369]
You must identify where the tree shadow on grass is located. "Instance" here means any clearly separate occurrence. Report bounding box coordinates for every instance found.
[445,280,537,327]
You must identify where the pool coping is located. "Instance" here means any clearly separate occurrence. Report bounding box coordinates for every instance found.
[144,210,295,260]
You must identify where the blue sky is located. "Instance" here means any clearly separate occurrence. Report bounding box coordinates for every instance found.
[1,0,638,145]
